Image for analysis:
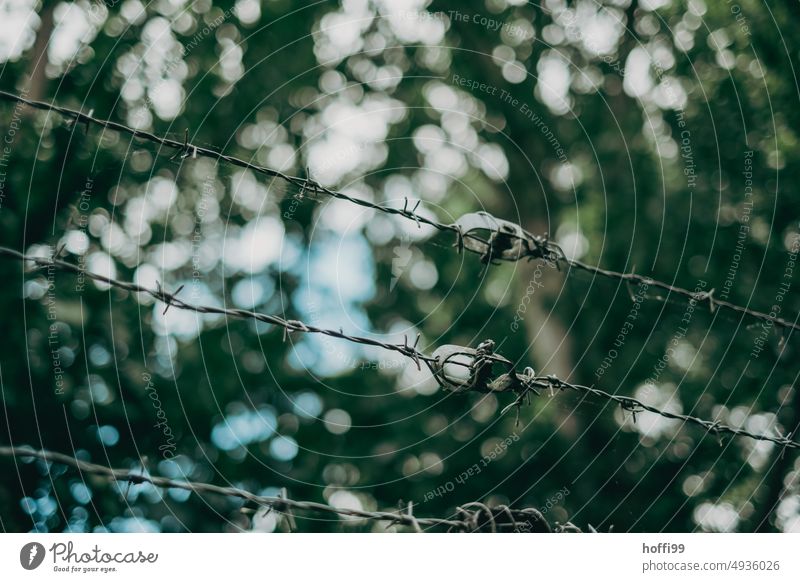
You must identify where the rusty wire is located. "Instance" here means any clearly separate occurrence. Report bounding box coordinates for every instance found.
[0,446,576,532]
[1,89,797,334]
[1,245,797,452]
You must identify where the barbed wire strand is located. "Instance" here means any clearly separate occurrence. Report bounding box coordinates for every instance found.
[526,376,799,450]
[1,90,798,334]
[0,446,578,532]
[1,246,796,451]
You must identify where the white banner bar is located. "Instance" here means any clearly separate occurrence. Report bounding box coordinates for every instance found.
[0,534,798,581]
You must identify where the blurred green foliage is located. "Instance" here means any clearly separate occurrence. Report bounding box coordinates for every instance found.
[1,0,799,533]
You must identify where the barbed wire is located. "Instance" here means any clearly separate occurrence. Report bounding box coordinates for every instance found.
[2,90,797,334]
[0,90,464,239]
[2,245,796,451]
[0,446,582,532]
[527,376,800,450]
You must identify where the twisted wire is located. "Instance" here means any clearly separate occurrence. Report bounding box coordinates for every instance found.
[0,446,574,532]
[1,90,797,333]
[1,246,796,451]
[527,376,799,450]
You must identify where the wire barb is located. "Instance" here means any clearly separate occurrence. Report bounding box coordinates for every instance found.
[0,246,796,451]
[156,281,185,315]
[0,446,577,533]
[1,89,793,332]
[278,487,297,531]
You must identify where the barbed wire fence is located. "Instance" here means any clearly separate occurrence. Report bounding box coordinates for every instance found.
[2,89,799,335]
[0,446,584,533]
[1,245,797,451]
[1,90,798,533]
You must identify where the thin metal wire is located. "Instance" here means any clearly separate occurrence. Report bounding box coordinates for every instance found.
[2,89,797,333]
[0,246,441,367]
[1,246,796,451]
[0,446,573,532]
[0,90,463,238]
[525,375,800,450]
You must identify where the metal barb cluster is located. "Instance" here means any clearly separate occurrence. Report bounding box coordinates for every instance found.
[1,90,798,334]
[0,446,580,533]
[0,246,796,452]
